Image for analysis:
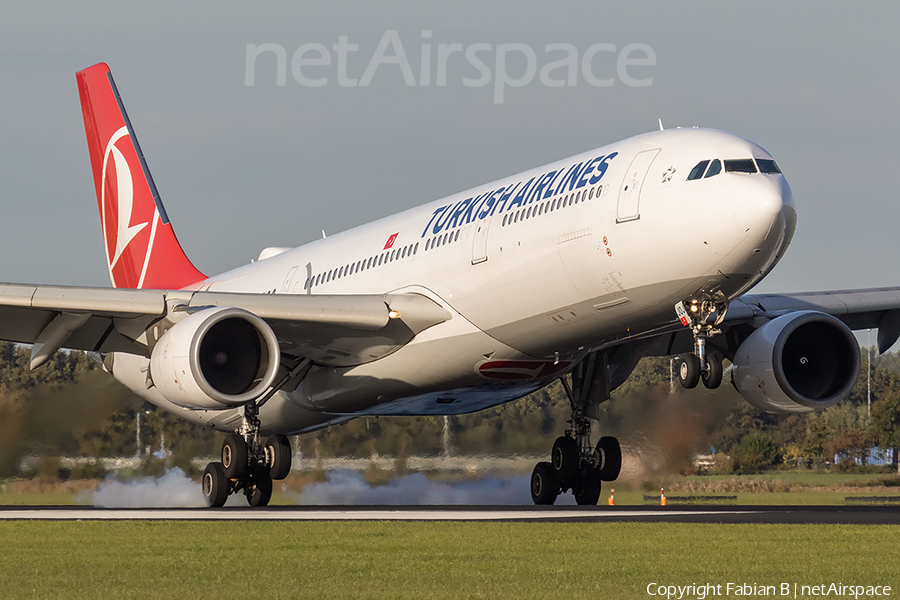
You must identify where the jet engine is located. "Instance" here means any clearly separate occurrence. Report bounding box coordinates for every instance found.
[149,307,281,410]
[731,311,860,413]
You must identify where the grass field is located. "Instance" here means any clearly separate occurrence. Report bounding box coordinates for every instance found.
[0,521,896,599]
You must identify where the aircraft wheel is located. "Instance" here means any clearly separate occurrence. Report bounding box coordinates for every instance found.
[702,354,723,389]
[596,436,622,481]
[222,434,248,479]
[265,435,292,480]
[551,436,580,485]
[531,462,559,505]
[247,467,273,507]
[678,354,700,389]
[574,468,601,506]
[203,462,229,508]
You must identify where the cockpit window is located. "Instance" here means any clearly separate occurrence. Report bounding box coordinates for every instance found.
[704,159,721,178]
[756,159,781,174]
[687,160,710,180]
[724,159,757,173]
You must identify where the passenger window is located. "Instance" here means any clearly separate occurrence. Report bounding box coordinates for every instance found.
[704,159,722,178]
[724,159,757,173]
[414,243,419,254]
[688,160,710,180]
[756,159,781,174]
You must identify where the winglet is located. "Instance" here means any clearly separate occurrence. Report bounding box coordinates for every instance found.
[76,63,206,290]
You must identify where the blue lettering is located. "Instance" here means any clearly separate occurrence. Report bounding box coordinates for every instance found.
[447,198,472,229]
[433,202,457,234]
[543,169,563,199]
[507,177,534,211]
[528,171,556,204]
[589,152,617,184]
[490,181,520,216]
[470,188,499,222]
[576,157,603,188]
[459,196,477,224]
[560,161,586,193]
[422,205,449,237]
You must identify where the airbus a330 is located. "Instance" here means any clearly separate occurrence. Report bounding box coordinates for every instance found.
[3,63,892,507]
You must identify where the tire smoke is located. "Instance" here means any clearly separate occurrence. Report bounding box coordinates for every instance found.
[283,470,576,505]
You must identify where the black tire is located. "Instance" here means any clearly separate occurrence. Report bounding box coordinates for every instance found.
[222,434,248,479]
[551,436,580,485]
[248,468,273,507]
[678,354,700,389]
[266,435,292,480]
[596,436,622,481]
[531,461,559,505]
[701,354,723,389]
[574,468,601,506]
[202,462,229,508]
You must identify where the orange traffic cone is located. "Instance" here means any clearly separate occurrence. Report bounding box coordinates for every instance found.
[660,487,667,506]
[608,489,615,506]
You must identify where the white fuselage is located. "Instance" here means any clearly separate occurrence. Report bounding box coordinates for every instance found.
[112,128,795,434]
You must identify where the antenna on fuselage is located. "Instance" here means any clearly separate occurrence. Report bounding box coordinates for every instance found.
[322,230,327,239]
[658,118,664,131]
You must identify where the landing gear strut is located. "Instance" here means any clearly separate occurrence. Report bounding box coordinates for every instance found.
[531,355,622,506]
[203,402,293,507]
[675,296,727,390]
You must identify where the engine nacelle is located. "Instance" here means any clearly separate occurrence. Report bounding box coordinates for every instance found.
[732,310,860,413]
[149,307,281,410]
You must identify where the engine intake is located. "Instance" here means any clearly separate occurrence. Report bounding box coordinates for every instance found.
[150,307,280,410]
[732,310,860,413]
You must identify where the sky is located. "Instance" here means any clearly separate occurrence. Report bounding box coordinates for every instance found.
[1,2,899,296]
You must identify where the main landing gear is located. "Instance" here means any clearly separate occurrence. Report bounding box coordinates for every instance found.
[675,297,727,390]
[202,402,293,507]
[531,356,622,506]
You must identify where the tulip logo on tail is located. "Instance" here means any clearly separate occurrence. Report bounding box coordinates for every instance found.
[101,126,157,288]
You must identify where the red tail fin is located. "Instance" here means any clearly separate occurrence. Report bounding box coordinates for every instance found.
[76,63,206,290]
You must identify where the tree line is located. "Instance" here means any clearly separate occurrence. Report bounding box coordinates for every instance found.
[0,341,898,478]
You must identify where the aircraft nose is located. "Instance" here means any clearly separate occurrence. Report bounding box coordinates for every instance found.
[733,175,794,239]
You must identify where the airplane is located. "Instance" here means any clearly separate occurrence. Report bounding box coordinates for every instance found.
[2,62,895,507]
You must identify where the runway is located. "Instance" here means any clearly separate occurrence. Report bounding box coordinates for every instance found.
[1,505,898,524]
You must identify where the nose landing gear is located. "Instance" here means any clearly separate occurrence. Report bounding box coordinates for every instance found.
[202,402,293,508]
[675,297,727,390]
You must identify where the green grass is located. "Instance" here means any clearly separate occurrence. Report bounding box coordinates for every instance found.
[0,522,896,599]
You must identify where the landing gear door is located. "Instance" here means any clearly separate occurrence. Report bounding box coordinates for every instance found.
[616,149,660,223]
[471,216,492,264]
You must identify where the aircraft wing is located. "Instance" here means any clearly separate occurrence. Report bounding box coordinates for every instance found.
[0,283,451,368]
[732,287,900,353]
